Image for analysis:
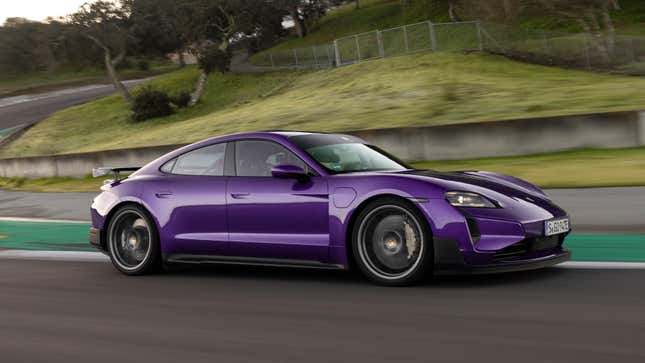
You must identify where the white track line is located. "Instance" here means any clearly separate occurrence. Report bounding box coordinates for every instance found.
[0,217,90,224]
[557,261,645,270]
[0,250,644,270]
[0,250,108,262]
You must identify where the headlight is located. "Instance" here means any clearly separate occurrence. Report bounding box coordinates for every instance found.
[445,191,497,208]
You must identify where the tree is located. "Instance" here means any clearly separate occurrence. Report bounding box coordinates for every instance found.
[420,0,461,22]
[172,0,284,105]
[272,1,331,39]
[284,0,309,38]
[171,0,236,106]
[126,0,182,60]
[69,1,134,103]
[189,45,231,106]
[448,0,461,22]
[463,0,522,23]
[537,0,621,61]
[0,18,49,73]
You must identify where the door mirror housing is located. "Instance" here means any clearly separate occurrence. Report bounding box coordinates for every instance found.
[271,165,309,182]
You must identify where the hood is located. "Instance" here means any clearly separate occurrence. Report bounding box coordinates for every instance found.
[402,169,549,201]
[399,169,568,225]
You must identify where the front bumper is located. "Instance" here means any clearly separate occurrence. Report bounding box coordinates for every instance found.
[89,227,105,251]
[433,236,571,275]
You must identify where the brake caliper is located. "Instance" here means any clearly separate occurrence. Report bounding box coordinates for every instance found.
[403,221,418,259]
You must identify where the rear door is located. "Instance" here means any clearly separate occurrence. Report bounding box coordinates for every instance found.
[226,139,330,262]
[146,142,230,256]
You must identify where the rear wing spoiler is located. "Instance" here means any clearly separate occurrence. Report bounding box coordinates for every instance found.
[92,167,141,182]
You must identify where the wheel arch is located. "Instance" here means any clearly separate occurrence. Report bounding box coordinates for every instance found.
[344,193,434,270]
[101,201,157,250]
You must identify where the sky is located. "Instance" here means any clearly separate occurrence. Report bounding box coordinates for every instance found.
[1,0,91,25]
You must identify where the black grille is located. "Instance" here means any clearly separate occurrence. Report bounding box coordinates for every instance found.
[493,240,530,261]
[530,235,562,252]
[493,235,563,262]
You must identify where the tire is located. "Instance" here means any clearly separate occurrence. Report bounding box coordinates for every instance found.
[351,197,433,286]
[106,204,161,275]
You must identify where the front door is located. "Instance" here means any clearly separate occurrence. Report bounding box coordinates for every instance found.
[227,140,330,262]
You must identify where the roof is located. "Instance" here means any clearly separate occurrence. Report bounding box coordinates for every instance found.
[261,131,322,137]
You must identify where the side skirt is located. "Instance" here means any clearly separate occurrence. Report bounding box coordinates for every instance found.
[164,254,347,271]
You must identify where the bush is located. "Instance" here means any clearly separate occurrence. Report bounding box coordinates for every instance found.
[131,86,174,122]
[136,59,151,71]
[115,57,133,70]
[197,46,232,74]
[170,91,191,108]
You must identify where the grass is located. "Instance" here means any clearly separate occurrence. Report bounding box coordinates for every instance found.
[0,62,177,98]
[412,147,645,189]
[2,51,645,158]
[0,176,102,193]
[4,147,645,192]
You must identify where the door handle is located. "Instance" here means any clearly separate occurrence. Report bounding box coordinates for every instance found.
[230,193,250,199]
[155,192,173,199]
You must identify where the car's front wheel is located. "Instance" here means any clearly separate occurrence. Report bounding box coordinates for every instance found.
[107,205,161,275]
[352,197,433,286]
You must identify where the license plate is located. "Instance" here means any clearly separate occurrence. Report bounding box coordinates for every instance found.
[545,218,570,236]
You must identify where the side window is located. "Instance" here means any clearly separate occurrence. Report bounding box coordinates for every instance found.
[235,140,308,177]
[162,143,227,176]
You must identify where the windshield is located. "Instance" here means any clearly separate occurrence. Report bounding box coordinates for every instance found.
[290,134,409,174]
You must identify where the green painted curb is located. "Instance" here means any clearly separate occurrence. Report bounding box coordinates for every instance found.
[565,233,645,262]
[0,220,93,252]
[1,220,644,262]
[0,126,19,137]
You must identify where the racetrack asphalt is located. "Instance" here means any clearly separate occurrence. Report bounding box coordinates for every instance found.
[0,78,148,130]
[0,258,643,363]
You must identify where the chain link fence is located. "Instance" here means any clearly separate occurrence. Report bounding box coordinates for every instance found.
[480,23,645,75]
[252,20,644,75]
[335,21,481,65]
[252,43,335,68]
[253,20,483,69]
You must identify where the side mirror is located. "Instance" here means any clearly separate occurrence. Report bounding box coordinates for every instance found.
[271,164,310,182]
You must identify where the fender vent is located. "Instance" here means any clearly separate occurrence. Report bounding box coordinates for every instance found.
[466,217,481,244]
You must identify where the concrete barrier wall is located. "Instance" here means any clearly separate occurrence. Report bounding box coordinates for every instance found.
[351,111,644,161]
[0,110,643,178]
[0,144,185,178]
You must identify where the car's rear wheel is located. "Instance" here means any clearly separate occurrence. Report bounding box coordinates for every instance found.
[352,197,432,286]
[107,205,161,275]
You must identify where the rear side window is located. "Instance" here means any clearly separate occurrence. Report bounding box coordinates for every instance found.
[161,143,227,176]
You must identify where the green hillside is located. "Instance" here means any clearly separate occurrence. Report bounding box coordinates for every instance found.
[252,0,645,63]
[2,51,645,158]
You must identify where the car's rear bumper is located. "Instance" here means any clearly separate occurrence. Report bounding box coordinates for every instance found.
[433,237,571,275]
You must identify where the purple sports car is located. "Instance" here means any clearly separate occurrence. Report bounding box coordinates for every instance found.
[90,132,571,285]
